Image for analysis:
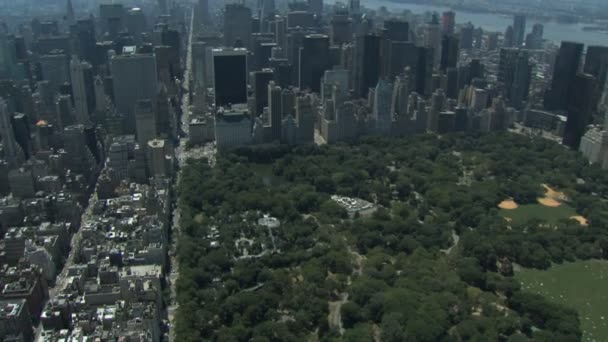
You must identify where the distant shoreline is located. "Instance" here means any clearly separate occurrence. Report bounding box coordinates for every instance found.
[381,0,579,24]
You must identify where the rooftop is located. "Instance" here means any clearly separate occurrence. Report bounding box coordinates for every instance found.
[0,300,23,318]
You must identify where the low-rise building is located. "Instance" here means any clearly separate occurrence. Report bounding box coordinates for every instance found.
[214,106,252,150]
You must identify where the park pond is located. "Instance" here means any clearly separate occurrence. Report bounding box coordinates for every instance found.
[516,260,608,342]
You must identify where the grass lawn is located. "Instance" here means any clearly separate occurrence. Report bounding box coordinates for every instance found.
[517,260,608,342]
[500,203,578,225]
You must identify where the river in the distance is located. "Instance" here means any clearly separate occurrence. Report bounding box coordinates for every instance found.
[328,0,608,47]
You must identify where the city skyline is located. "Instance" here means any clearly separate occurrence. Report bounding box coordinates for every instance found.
[0,0,607,341]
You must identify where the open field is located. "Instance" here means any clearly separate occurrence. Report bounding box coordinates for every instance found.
[500,203,579,225]
[517,260,608,342]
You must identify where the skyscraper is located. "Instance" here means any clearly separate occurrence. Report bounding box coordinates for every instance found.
[488,32,499,51]
[391,75,410,117]
[388,41,417,78]
[147,139,168,178]
[503,26,514,48]
[224,3,253,49]
[445,67,458,99]
[441,11,455,35]
[286,28,311,83]
[440,34,459,71]
[425,14,441,67]
[281,87,296,118]
[499,48,531,109]
[56,94,74,129]
[268,81,283,141]
[39,53,70,93]
[192,42,208,88]
[213,48,248,107]
[135,99,157,148]
[12,113,31,160]
[73,19,97,66]
[330,12,352,45]
[546,41,584,111]
[94,76,106,112]
[353,34,381,98]
[416,46,433,96]
[584,45,608,110]
[66,0,76,26]
[428,88,446,132]
[460,23,474,50]
[158,0,167,13]
[110,52,158,133]
[349,0,360,15]
[99,3,125,36]
[0,33,19,80]
[510,51,532,110]
[253,69,275,116]
[299,34,330,93]
[308,0,323,16]
[384,19,409,42]
[525,24,544,49]
[513,14,526,47]
[296,94,314,144]
[197,0,210,26]
[63,124,95,177]
[373,79,393,134]
[260,0,276,19]
[70,57,94,125]
[563,73,596,149]
[0,98,24,166]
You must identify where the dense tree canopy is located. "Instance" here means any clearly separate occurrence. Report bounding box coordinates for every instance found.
[175,133,608,341]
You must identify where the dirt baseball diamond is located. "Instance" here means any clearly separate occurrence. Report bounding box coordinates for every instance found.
[498,199,518,210]
[537,197,561,207]
[570,215,589,226]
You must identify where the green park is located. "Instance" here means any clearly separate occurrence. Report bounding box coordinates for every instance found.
[175,133,608,341]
